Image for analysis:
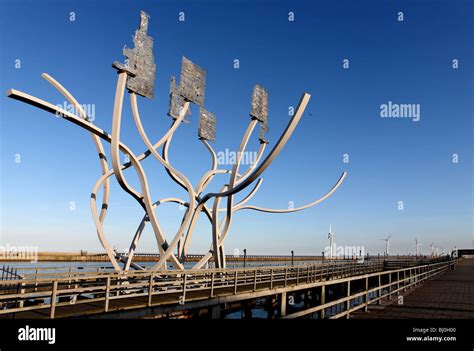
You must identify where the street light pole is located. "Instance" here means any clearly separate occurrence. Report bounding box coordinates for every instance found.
[243,249,247,268]
[291,250,294,266]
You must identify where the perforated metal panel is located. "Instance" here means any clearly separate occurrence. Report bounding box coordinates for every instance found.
[250,84,269,143]
[250,84,268,123]
[167,77,191,123]
[198,107,216,141]
[178,57,206,107]
[120,11,156,99]
[259,126,269,144]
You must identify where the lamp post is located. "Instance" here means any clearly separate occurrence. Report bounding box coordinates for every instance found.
[291,250,294,266]
[243,249,247,268]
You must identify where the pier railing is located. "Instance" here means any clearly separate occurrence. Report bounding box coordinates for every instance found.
[282,258,458,319]
[0,261,381,318]
[0,258,456,319]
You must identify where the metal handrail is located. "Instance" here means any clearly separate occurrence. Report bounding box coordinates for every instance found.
[0,259,456,318]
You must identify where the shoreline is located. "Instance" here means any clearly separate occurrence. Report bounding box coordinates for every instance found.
[0,252,346,263]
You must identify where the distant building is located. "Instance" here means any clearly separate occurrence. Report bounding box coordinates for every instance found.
[456,249,474,258]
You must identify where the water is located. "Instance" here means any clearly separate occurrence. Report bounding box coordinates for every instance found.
[2,260,367,319]
[3,260,325,277]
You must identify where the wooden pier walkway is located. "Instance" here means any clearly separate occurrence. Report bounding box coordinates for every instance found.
[0,258,461,319]
[353,258,473,319]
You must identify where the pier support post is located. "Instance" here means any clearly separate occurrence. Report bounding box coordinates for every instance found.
[267,296,277,319]
[364,277,369,312]
[304,290,311,308]
[210,304,221,319]
[312,288,320,307]
[320,285,326,319]
[50,281,58,319]
[377,274,382,305]
[346,281,351,319]
[397,271,400,295]
[34,269,39,292]
[404,270,407,292]
[19,283,25,308]
[243,301,253,319]
[280,292,287,317]
[105,277,111,312]
[147,274,154,306]
[388,273,392,300]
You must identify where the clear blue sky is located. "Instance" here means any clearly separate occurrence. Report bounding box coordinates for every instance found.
[0,0,472,256]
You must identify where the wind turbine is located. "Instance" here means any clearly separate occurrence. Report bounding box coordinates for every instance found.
[328,224,334,258]
[381,234,392,256]
[415,238,421,257]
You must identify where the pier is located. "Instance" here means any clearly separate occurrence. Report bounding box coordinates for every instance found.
[353,257,473,319]
[0,257,460,319]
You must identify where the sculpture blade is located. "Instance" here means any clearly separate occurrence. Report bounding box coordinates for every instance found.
[198,107,216,141]
[250,84,269,143]
[178,57,206,106]
[117,10,156,99]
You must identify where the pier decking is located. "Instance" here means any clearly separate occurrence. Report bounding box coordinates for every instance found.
[353,258,474,319]
[0,257,463,319]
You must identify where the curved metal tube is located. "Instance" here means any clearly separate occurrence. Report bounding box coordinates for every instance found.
[183,119,259,263]
[236,171,347,213]
[160,129,219,260]
[110,72,143,205]
[123,196,192,270]
[202,139,217,171]
[187,94,313,269]
[41,73,124,271]
[6,87,185,269]
[211,185,227,267]
[41,73,111,224]
[191,177,260,269]
[195,141,266,196]
[200,93,311,203]
[90,171,123,271]
[8,86,347,272]
[130,93,195,270]
[124,215,147,271]
[236,142,266,183]
[193,173,347,269]
[197,139,218,192]
[111,76,185,269]
[208,172,347,268]
[88,108,191,267]
[218,119,260,264]
[217,178,263,212]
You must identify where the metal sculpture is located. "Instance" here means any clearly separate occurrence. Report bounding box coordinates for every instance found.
[6,11,347,271]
